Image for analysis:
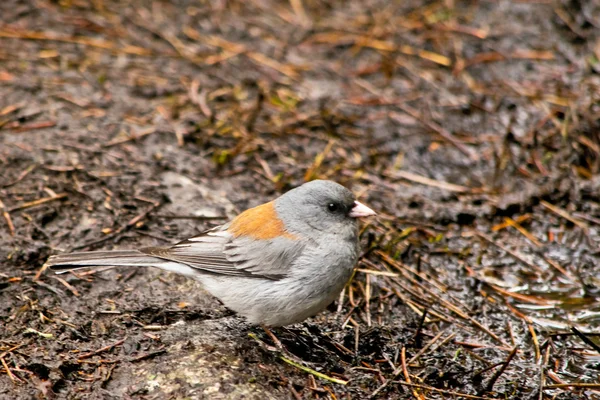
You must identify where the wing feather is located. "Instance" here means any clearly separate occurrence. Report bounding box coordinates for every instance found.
[140,226,304,280]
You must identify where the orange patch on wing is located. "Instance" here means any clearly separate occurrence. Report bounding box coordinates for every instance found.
[228,201,296,240]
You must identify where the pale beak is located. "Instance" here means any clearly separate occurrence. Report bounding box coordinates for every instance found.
[349,201,376,218]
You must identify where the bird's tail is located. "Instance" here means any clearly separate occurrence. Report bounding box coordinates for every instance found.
[46,250,168,273]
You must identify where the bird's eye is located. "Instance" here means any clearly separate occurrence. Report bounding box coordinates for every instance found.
[328,203,339,212]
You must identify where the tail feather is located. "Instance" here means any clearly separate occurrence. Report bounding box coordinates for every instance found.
[46,250,167,273]
[46,250,199,278]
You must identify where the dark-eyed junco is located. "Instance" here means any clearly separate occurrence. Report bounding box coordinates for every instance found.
[46,180,376,327]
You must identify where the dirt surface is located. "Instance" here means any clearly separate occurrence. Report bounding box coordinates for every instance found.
[1,0,600,399]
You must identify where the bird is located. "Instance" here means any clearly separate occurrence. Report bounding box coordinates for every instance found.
[46,180,376,327]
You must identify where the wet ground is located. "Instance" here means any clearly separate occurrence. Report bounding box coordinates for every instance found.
[1,0,600,398]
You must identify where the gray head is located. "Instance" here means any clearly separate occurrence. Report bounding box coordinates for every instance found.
[274,180,375,240]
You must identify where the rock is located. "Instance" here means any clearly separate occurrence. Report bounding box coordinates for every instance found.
[160,172,236,220]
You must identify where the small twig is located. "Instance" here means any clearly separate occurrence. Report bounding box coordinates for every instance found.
[544,383,600,389]
[102,363,118,384]
[103,127,156,148]
[572,212,600,226]
[0,343,26,359]
[1,163,37,188]
[539,340,551,400]
[491,214,531,231]
[8,193,68,212]
[262,326,283,350]
[34,264,48,281]
[280,356,348,385]
[386,170,477,193]
[0,198,15,236]
[0,28,152,55]
[51,276,80,296]
[401,346,424,400]
[9,120,56,132]
[412,308,428,346]
[34,281,65,296]
[540,201,588,231]
[0,356,17,384]
[365,273,372,327]
[528,325,540,363]
[506,321,516,347]
[354,324,360,354]
[479,346,518,395]
[571,326,600,353]
[78,338,126,360]
[473,361,505,379]
[24,328,53,339]
[127,347,166,362]
[430,332,458,354]
[542,256,575,281]
[487,284,552,305]
[503,217,542,247]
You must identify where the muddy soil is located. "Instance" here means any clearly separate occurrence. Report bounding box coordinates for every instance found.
[1,0,599,399]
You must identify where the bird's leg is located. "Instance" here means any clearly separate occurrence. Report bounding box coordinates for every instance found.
[259,326,310,366]
[262,325,284,350]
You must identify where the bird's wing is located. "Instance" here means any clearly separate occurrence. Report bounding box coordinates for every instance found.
[141,224,305,281]
[222,231,305,280]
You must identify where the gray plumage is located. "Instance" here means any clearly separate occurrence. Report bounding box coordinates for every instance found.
[46,180,375,326]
